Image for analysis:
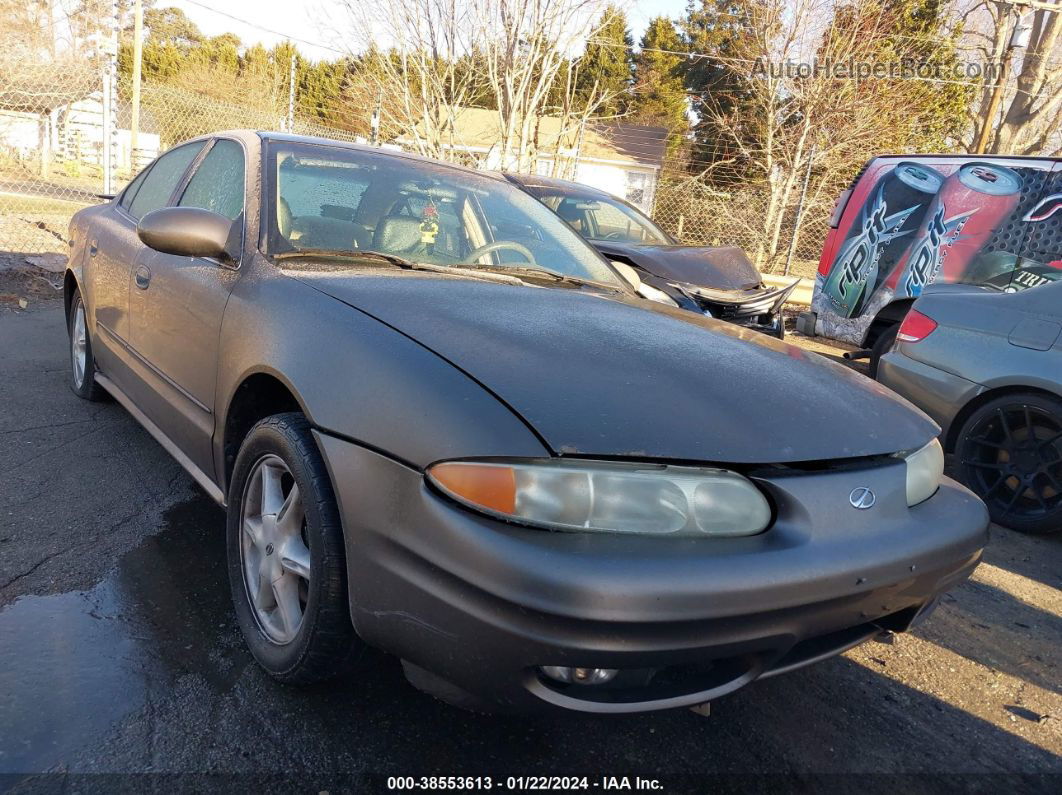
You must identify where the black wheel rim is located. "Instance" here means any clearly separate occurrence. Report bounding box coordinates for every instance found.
[959,403,1062,522]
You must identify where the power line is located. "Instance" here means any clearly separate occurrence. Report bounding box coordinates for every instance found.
[178,0,348,56]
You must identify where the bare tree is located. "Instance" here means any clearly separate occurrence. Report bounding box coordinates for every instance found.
[468,0,617,171]
[339,0,485,159]
[338,0,621,168]
[964,0,1062,156]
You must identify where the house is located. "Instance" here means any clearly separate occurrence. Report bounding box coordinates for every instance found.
[401,107,667,213]
[0,94,161,177]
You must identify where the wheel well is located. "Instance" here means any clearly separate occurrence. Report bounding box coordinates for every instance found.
[223,374,303,490]
[943,384,1062,453]
[864,299,914,348]
[63,271,78,327]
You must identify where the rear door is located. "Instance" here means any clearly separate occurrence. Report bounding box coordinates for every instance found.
[127,137,246,480]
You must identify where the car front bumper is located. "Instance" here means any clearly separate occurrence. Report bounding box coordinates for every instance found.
[878,348,985,440]
[316,432,989,714]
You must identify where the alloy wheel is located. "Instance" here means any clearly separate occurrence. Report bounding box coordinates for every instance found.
[959,404,1062,522]
[240,454,312,644]
[71,302,87,388]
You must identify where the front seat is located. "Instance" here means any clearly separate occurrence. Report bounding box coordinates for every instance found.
[556,203,585,234]
[277,196,294,240]
[373,216,423,255]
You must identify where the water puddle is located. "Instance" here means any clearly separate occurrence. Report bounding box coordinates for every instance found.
[0,496,246,773]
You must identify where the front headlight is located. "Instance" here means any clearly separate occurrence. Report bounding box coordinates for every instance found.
[902,439,944,507]
[427,459,772,537]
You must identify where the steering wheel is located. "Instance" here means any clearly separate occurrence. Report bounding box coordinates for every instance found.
[601,231,626,240]
[462,241,537,266]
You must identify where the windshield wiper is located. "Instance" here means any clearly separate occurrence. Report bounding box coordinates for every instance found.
[456,262,623,291]
[273,248,419,268]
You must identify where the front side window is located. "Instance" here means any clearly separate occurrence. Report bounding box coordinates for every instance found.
[268,143,623,286]
[126,142,204,220]
[178,139,245,220]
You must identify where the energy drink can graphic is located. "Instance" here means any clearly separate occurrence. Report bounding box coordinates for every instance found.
[890,162,1023,298]
[822,161,942,317]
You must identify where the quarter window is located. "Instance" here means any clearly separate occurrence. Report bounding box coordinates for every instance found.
[178,140,246,220]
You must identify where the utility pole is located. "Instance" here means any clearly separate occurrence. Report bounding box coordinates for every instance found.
[130,0,143,172]
[973,0,1056,153]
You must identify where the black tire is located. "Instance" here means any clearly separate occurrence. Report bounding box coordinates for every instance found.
[954,392,1062,535]
[67,289,107,401]
[226,412,363,683]
[868,323,899,379]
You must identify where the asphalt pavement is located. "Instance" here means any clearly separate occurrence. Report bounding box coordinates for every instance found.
[1,304,1059,793]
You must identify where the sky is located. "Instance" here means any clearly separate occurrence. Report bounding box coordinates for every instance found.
[168,0,691,62]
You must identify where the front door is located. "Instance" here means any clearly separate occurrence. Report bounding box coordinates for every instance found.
[128,138,247,480]
[90,142,203,380]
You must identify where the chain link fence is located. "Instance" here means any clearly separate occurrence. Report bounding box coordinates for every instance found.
[652,171,831,280]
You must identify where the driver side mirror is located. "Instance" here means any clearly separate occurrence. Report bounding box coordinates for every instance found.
[137,207,237,263]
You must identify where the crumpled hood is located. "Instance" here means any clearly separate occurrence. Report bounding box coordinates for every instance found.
[296,269,937,463]
[593,242,764,291]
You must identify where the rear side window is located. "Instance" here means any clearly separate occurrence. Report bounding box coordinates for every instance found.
[126,142,204,220]
[178,139,246,220]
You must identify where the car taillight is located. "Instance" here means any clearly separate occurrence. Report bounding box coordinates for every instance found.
[896,309,937,343]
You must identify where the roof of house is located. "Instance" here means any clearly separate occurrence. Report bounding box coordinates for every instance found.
[405,107,667,168]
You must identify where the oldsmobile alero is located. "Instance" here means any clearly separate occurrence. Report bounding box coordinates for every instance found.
[64,130,988,713]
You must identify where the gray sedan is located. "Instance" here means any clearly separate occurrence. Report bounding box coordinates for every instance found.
[878,279,1062,534]
[64,130,987,713]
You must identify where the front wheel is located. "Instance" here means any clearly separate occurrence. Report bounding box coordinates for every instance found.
[68,288,107,401]
[227,412,363,683]
[955,393,1062,535]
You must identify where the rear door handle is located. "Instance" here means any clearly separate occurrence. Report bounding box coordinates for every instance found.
[89,240,98,257]
[134,265,151,290]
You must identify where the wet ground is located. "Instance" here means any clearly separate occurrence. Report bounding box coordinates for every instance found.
[1,304,1060,792]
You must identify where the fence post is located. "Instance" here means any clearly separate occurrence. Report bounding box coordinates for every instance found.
[677,214,684,240]
[130,0,143,172]
[783,145,816,277]
[287,49,296,133]
[100,0,119,195]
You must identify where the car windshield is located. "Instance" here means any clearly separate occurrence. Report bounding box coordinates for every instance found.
[266,143,624,288]
[531,188,671,245]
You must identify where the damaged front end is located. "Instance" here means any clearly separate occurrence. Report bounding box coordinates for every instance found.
[677,279,799,338]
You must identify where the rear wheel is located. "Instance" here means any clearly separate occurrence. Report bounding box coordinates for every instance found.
[955,393,1062,535]
[227,412,363,682]
[68,289,107,401]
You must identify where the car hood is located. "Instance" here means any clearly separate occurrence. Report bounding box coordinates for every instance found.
[593,242,764,291]
[293,268,937,463]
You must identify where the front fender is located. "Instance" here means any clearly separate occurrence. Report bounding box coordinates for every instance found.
[213,261,549,487]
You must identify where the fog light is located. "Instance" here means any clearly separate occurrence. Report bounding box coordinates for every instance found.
[540,666,618,685]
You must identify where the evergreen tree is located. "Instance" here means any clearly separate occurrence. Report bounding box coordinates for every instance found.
[576,4,633,116]
[629,17,689,151]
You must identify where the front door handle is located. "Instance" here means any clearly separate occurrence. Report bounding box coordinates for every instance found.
[134,265,151,290]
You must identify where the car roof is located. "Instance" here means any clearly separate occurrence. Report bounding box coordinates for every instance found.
[502,172,612,197]
[254,130,506,182]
